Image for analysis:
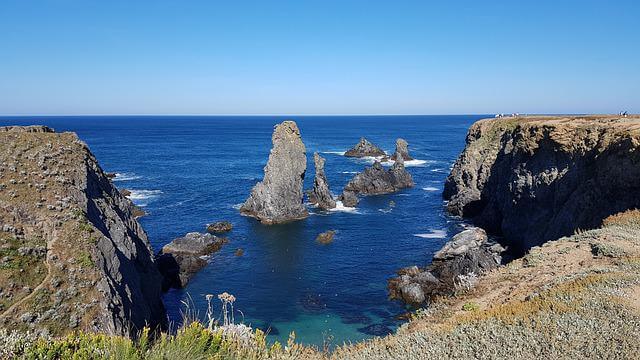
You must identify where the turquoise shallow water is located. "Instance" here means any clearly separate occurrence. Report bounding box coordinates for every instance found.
[0,115,483,346]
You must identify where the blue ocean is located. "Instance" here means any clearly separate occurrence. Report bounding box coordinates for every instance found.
[0,115,483,346]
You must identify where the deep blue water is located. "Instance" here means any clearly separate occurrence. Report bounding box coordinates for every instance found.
[0,115,482,346]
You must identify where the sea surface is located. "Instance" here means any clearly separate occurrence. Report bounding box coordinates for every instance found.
[0,115,484,347]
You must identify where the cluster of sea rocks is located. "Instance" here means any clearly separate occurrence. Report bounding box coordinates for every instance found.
[388,227,506,306]
[240,121,415,223]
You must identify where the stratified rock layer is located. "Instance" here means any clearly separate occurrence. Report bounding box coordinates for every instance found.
[309,153,336,210]
[0,126,166,336]
[390,138,413,161]
[344,137,386,158]
[240,121,308,224]
[444,115,640,251]
[344,156,414,196]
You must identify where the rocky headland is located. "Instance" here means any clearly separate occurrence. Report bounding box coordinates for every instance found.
[240,121,308,224]
[344,155,414,196]
[0,126,166,336]
[444,115,640,252]
[344,137,386,158]
[308,152,336,210]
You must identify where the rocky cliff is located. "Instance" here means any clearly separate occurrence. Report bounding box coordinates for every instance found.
[240,121,308,224]
[444,115,640,251]
[0,126,166,336]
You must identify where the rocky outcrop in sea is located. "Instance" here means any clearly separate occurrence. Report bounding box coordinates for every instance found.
[0,126,166,336]
[308,152,336,210]
[388,227,502,305]
[443,115,640,251]
[344,155,414,196]
[240,121,308,224]
[344,137,386,158]
[389,138,413,161]
[156,232,227,289]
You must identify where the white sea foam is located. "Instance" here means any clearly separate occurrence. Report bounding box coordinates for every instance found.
[112,172,142,181]
[341,171,359,174]
[127,190,163,201]
[321,151,346,155]
[414,230,448,239]
[328,201,359,214]
[356,156,430,167]
[231,203,243,210]
[422,187,439,192]
[430,168,445,173]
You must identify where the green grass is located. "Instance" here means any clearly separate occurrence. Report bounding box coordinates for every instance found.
[16,322,315,360]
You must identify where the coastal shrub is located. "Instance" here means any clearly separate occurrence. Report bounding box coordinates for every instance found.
[602,209,640,229]
[77,252,94,268]
[462,302,480,312]
[590,242,626,258]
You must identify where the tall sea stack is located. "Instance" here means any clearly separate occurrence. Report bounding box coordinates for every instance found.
[390,138,413,161]
[309,152,336,210]
[240,121,308,224]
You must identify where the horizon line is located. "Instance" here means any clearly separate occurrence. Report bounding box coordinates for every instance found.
[0,112,605,118]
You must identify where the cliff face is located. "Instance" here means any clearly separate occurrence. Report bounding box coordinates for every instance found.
[444,115,640,251]
[0,126,166,336]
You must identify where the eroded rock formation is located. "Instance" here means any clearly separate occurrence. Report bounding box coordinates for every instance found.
[390,138,413,161]
[240,121,308,224]
[388,227,501,306]
[309,153,336,210]
[344,155,414,196]
[0,126,166,336]
[344,137,386,158]
[444,115,640,251]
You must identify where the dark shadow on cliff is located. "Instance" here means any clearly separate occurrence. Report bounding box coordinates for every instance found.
[460,128,640,254]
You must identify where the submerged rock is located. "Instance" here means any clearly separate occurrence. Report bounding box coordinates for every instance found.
[344,156,414,196]
[157,232,227,289]
[309,152,336,210]
[316,230,336,245]
[388,227,501,306]
[358,323,393,337]
[389,138,413,161]
[240,121,308,224]
[344,137,386,158]
[207,221,233,233]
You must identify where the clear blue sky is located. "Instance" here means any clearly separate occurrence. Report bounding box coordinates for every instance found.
[1,0,638,115]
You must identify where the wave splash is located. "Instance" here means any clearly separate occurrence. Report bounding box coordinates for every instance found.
[414,229,447,239]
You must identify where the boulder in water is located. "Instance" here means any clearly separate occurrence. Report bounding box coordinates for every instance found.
[157,232,227,289]
[207,221,233,233]
[240,121,308,224]
[339,190,359,207]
